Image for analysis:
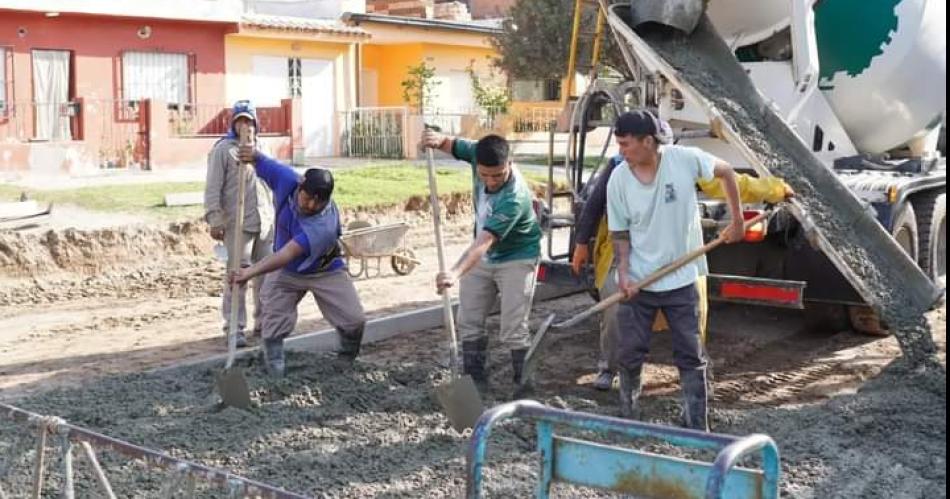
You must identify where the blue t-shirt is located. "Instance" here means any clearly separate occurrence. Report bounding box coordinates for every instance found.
[254,155,344,274]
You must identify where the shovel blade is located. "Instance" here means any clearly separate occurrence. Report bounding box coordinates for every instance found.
[216,367,252,410]
[435,375,485,432]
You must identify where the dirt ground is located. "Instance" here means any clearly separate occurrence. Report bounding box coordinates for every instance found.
[0,205,946,498]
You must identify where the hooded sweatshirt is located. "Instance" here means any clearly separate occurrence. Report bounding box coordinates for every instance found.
[203,101,274,237]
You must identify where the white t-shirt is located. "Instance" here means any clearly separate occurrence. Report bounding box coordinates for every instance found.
[606,145,718,292]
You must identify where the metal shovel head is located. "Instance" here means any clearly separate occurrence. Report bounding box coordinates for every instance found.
[216,366,252,410]
[435,375,484,432]
[629,0,705,34]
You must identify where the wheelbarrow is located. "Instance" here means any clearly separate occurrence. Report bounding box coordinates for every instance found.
[340,222,420,279]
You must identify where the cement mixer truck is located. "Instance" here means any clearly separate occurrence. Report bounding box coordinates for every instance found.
[540,0,946,333]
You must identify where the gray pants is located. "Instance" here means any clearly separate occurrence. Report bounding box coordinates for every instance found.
[222,230,273,335]
[260,269,366,341]
[458,258,539,350]
[616,283,706,372]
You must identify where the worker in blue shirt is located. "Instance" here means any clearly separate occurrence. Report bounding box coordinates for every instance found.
[231,145,366,377]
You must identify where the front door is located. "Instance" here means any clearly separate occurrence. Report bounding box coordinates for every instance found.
[31,49,71,141]
[301,59,334,158]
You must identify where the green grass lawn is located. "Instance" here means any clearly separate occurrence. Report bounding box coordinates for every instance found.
[0,164,550,222]
[514,154,606,170]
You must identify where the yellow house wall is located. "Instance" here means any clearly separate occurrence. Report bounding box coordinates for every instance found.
[225,35,357,113]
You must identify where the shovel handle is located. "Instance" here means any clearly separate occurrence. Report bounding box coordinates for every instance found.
[225,125,254,369]
[556,210,771,329]
[425,148,461,378]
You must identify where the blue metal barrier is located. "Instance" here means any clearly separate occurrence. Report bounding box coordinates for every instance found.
[466,401,780,499]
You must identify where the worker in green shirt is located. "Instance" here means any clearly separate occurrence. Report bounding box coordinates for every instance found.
[423,131,543,396]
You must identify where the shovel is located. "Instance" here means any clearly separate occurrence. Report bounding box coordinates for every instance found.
[216,124,254,410]
[629,0,706,34]
[425,147,485,432]
[521,210,771,389]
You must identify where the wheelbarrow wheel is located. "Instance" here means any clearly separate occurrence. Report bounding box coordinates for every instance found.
[392,248,418,276]
[346,256,365,279]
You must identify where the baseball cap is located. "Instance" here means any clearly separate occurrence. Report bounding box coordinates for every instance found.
[614,109,673,144]
[302,168,334,201]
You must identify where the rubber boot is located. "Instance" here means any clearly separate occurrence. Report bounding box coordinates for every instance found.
[337,325,365,361]
[593,360,615,391]
[462,338,490,392]
[618,367,643,419]
[262,338,285,377]
[680,368,709,431]
[510,348,533,399]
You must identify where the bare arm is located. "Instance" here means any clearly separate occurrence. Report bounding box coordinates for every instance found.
[232,240,305,284]
[713,161,745,243]
[436,230,497,291]
[611,231,635,299]
[421,129,456,156]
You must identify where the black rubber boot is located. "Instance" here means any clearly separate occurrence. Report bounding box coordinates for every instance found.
[619,367,643,419]
[680,368,709,431]
[510,348,533,399]
[462,338,490,392]
[262,338,285,377]
[337,325,365,361]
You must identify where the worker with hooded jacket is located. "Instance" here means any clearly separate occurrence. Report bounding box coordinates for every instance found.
[204,100,275,348]
[230,147,366,377]
[574,142,794,392]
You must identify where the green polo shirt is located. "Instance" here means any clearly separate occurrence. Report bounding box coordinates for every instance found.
[452,139,542,264]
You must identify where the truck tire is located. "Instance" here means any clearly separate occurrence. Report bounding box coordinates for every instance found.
[891,202,919,263]
[803,303,850,333]
[914,191,947,284]
[847,306,890,337]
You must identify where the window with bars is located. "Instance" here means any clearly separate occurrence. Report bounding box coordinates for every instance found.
[289,58,302,97]
[511,78,562,102]
[0,47,8,114]
[121,51,192,107]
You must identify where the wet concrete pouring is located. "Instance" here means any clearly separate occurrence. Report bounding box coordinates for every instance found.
[637,16,942,366]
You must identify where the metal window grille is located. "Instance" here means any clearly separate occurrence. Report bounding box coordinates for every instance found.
[289,58,302,97]
[0,47,9,114]
[121,51,190,106]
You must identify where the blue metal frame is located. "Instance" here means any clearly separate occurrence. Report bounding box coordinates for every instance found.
[466,401,780,499]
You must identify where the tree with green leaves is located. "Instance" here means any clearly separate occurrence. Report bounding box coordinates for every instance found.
[491,0,631,82]
[401,62,441,113]
[467,62,511,128]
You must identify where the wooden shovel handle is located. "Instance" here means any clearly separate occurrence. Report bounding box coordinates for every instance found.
[226,125,254,369]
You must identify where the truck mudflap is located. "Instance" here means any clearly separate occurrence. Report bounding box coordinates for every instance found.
[707,275,806,309]
[539,261,806,309]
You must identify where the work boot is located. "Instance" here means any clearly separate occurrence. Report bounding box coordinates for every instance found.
[618,367,643,419]
[223,329,248,349]
[510,348,533,399]
[337,325,365,362]
[462,338,490,392]
[593,369,616,391]
[262,338,285,377]
[680,368,709,432]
